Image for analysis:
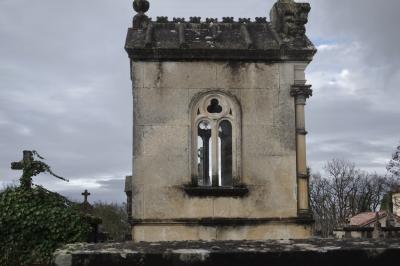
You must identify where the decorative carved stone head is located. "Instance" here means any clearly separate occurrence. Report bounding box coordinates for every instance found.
[270,0,311,42]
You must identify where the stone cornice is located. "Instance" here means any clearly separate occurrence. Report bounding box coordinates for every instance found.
[125,0,317,62]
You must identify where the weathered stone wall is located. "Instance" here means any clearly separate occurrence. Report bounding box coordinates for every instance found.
[130,61,310,241]
[132,223,311,242]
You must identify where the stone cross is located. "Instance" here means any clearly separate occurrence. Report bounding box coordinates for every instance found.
[11,151,35,188]
[82,190,91,203]
[11,150,68,189]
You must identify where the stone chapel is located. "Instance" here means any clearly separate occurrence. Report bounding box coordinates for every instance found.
[124,0,316,242]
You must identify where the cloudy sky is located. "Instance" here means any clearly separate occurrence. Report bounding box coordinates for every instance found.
[1,0,399,203]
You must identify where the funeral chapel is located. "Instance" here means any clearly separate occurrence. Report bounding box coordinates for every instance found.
[124,0,317,241]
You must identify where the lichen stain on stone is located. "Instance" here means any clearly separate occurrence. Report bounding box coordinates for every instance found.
[172,249,210,262]
[225,61,246,83]
[155,62,163,88]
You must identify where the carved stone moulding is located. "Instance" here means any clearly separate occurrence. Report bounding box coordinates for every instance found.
[290,85,313,98]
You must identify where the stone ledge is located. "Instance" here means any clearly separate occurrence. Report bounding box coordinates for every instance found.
[183,186,249,197]
[54,239,400,266]
[129,216,314,226]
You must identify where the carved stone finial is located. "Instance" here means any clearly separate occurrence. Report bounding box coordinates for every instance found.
[132,0,150,29]
[173,17,185,23]
[206,18,218,23]
[255,17,267,23]
[238,18,251,24]
[133,0,150,14]
[222,17,234,23]
[190,17,201,23]
[270,0,311,42]
[156,16,169,23]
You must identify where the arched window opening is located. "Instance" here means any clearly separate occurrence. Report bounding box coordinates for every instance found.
[219,120,232,186]
[191,92,241,188]
[197,120,212,186]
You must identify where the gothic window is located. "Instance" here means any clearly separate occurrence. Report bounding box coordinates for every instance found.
[191,92,241,187]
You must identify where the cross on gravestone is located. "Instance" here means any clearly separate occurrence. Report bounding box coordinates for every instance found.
[11,150,68,189]
[82,190,91,203]
[11,151,35,188]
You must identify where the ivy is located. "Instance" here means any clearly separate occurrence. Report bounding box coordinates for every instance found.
[0,186,91,266]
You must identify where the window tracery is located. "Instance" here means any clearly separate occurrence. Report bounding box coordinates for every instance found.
[191,92,241,187]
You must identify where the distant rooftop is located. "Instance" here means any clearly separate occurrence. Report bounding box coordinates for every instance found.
[350,211,387,227]
[349,211,400,227]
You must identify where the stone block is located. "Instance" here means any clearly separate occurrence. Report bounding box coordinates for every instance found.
[184,196,214,218]
[240,89,275,126]
[213,198,231,217]
[133,155,189,186]
[228,185,269,218]
[294,63,308,85]
[229,185,297,218]
[143,62,217,89]
[132,225,200,242]
[143,186,213,219]
[188,88,241,108]
[216,226,248,241]
[132,184,144,219]
[216,62,279,89]
[132,223,311,242]
[272,88,296,153]
[198,226,217,241]
[246,224,311,240]
[241,154,296,185]
[242,125,283,156]
[134,125,189,157]
[279,63,295,87]
[134,87,189,125]
[132,62,145,88]
[216,224,311,240]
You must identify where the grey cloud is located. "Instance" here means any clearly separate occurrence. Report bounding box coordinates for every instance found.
[308,0,400,67]
[1,0,399,203]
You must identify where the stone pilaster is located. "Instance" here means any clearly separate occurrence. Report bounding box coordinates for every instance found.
[290,84,312,218]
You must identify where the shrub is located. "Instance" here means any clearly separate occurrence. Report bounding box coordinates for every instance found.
[0,186,90,266]
[92,202,130,241]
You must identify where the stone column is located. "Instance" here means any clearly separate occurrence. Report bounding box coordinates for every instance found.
[291,84,312,217]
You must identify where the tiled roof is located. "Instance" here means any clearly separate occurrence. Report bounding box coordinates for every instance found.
[349,212,386,227]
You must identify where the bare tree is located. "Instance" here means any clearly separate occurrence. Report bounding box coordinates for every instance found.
[310,172,336,237]
[310,159,394,237]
